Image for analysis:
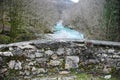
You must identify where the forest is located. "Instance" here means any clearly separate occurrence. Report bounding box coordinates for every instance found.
[0,0,120,44]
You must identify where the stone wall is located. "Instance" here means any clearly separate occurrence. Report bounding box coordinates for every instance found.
[0,40,120,79]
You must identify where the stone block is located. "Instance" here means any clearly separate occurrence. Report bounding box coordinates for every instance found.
[65,56,79,69]
[50,60,61,66]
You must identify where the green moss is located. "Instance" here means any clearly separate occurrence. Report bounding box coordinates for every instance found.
[102,0,120,41]
[61,59,65,69]
[14,33,36,42]
[2,56,13,67]
[110,67,120,79]
[70,68,77,73]
[3,69,19,80]
[74,73,118,80]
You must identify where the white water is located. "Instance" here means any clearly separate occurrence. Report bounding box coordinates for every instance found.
[47,20,84,40]
[70,0,79,3]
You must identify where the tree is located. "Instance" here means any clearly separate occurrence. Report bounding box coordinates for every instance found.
[103,0,120,41]
[0,0,36,43]
[62,0,106,39]
[0,0,7,34]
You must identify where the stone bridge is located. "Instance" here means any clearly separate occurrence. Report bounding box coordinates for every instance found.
[0,39,120,80]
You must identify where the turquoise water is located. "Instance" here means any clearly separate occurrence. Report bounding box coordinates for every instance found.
[52,21,84,39]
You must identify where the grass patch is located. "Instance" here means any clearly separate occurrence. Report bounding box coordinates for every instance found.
[73,73,118,80]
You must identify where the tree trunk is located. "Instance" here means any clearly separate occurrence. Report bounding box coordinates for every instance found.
[1,12,5,34]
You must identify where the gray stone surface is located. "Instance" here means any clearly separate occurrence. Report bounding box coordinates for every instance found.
[24,65,31,70]
[31,76,76,80]
[28,61,36,66]
[14,60,22,70]
[36,58,48,63]
[8,60,22,70]
[2,52,13,56]
[0,57,2,62]
[45,50,54,56]
[65,48,72,55]
[18,45,36,50]
[0,68,7,74]
[37,68,46,73]
[108,49,115,54]
[24,70,30,76]
[35,52,43,58]
[28,53,35,59]
[51,54,58,60]
[8,60,16,69]
[65,56,79,69]
[57,48,64,55]
[59,71,70,75]
[50,60,61,66]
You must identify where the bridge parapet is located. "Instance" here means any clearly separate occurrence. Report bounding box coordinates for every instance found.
[0,39,120,79]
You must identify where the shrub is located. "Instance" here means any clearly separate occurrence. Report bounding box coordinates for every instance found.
[0,35,10,44]
[14,33,36,42]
